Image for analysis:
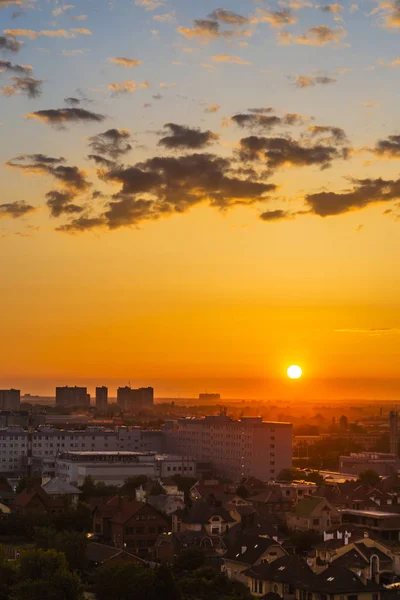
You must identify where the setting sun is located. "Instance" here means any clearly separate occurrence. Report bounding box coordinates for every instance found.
[287,365,303,379]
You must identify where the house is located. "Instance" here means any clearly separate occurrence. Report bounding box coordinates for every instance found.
[287,496,341,534]
[190,479,228,501]
[147,493,185,516]
[41,477,81,506]
[172,499,236,540]
[85,542,146,568]
[0,478,15,506]
[12,485,64,514]
[341,509,400,542]
[93,496,169,557]
[245,555,383,600]
[221,533,287,585]
[248,488,293,516]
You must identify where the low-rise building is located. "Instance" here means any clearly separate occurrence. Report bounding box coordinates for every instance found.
[287,496,341,534]
[340,453,399,477]
[341,509,400,542]
[172,499,237,540]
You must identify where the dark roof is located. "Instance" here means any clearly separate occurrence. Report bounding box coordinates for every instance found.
[331,548,369,570]
[224,534,283,565]
[86,543,122,563]
[244,555,313,586]
[294,496,329,517]
[176,500,235,525]
[13,485,63,510]
[355,542,392,562]
[0,478,14,500]
[310,565,382,593]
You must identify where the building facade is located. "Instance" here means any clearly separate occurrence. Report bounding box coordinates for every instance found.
[56,386,89,408]
[164,415,292,481]
[96,387,108,410]
[340,452,399,476]
[0,390,20,411]
[117,387,154,411]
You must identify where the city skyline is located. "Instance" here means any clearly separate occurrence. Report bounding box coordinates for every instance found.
[1,0,400,398]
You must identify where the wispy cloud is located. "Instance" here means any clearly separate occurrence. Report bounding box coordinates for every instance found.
[278,25,347,46]
[4,28,91,39]
[211,54,252,65]
[108,57,142,67]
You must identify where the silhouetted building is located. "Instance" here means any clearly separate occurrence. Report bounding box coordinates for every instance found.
[0,389,20,411]
[199,393,220,401]
[117,386,154,411]
[55,386,89,408]
[96,386,108,410]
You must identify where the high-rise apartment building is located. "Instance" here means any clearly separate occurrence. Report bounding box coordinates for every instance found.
[56,386,89,408]
[0,389,20,411]
[163,415,292,481]
[96,386,108,410]
[117,386,154,411]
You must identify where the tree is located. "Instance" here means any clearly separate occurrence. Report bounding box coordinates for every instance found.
[122,475,148,496]
[0,546,16,600]
[358,469,381,487]
[235,485,249,499]
[15,476,41,495]
[153,565,181,600]
[277,468,296,482]
[149,481,165,496]
[34,527,87,572]
[94,562,155,600]
[175,547,205,571]
[13,548,83,600]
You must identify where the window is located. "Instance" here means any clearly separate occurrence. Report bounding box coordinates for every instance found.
[125,527,134,535]
[313,518,320,525]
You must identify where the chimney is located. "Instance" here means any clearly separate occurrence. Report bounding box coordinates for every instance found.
[241,546,247,554]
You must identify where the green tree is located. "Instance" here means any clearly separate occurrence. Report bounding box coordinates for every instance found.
[15,476,41,495]
[122,475,149,496]
[0,546,16,600]
[13,548,83,600]
[153,565,181,600]
[34,527,87,572]
[149,481,165,496]
[358,469,381,487]
[94,562,155,600]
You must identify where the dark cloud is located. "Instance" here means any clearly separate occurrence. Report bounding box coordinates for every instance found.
[232,113,281,131]
[305,177,400,216]
[152,93,162,100]
[317,3,343,13]
[1,75,42,98]
[0,59,32,73]
[248,107,274,114]
[208,8,249,25]
[239,135,348,169]
[373,134,400,157]
[0,200,35,219]
[104,197,156,229]
[306,125,347,144]
[25,107,105,126]
[12,153,66,165]
[259,209,293,221]
[56,216,106,233]
[87,154,115,167]
[231,112,307,131]
[293,74,337,88]
[64,97,81,106]
[0,35,23,53]
[46,190,84,217]
[88,128,133,159]
[159,123,219,149]
[177,17,251,40]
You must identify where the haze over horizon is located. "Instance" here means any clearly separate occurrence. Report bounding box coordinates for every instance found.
[1,0,400,397]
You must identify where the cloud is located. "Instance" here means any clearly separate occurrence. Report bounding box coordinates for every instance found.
[305,176,400,216]
[88,128,133,159]
[208,8,249,25]
[64,96,80,106]
[0,35,23,53]
[239,135,348,169]
[177,19,252,42]
[158,123,219,149]
[248,107,274,114]
[72,15,88,21]
[372,1,400,28]
[231,112,307,131]
[294,74,337,87]
[317,3,344,12]
[0,59,32,73]
[4,28,91,40]
[153,11,176,22]
[211,54,252,65]
[46,190,84,217]
[0,200,35,219]
[255,8,297,27]
[278,25,346,46]
[108,80,149,94]
[361,101,380,108]
[134,0,164,10]
[159,81,176,87]
[205,104,220,113]
[306,125,347,144]
[1,75,42,98]
[25,107,105,127]
[52,4,74,17]
[372,134,400,157]
[259,209,294,221]
[108,57,142,67]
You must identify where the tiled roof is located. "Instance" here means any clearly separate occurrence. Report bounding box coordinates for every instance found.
[244,555,313,585]
[294,496,329,517]
[13,485,63,510]
[42,478,81,495]
[176,500,235,524]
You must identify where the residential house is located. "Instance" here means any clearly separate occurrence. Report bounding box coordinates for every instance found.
[41,477,81,506]
[287,496,341,534]
[12,485,63,514]
[221,533,287,585]
[93,496,169,557]
[341,509,400,542]
[85,542,146,568]
[245,555,383,600]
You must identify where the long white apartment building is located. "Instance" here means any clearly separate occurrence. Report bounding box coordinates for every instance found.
[163,415,292,481]
[56,451,196,486]
[0,426,143,475]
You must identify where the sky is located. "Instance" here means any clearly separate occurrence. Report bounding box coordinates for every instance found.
[1,0,400,399]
